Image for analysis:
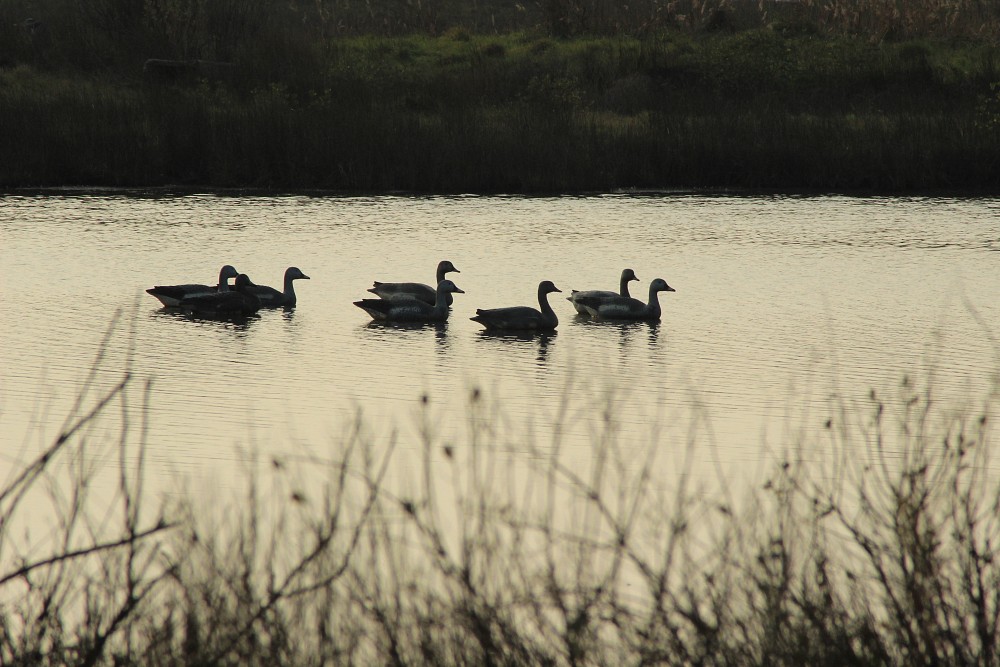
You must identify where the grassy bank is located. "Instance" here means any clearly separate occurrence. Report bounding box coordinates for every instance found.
[3,1,1000,191]
[3,316,1000,665]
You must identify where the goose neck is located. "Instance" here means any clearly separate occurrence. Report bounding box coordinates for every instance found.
[646,286,662,318]
[433,287,451,312]
[620,275,632,297]
[538,288,558,326]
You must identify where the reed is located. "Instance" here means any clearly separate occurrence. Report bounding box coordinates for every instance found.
[2,315,999,664]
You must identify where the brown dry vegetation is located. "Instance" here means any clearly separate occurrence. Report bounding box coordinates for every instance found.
[2,314,999,665]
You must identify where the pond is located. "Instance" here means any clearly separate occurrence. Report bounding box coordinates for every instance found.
[2,192,999,502]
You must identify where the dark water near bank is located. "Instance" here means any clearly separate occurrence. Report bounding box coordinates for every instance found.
[2,193,998,497]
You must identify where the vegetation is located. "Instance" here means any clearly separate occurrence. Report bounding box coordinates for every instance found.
[2,0,1000,191]
[2,314,1000,665]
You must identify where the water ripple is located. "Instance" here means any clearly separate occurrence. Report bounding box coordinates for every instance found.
[1,193,997,492]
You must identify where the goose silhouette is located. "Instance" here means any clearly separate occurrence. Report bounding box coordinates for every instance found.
[567,268,639,315]
[471,280,562,331]
[368,260,460,305]
[146,264,238,307]
[242,267,310,307]
[571,278,675,321]
[355,280,464,323]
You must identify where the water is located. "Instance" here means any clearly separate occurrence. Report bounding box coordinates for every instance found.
[2,193,998,500]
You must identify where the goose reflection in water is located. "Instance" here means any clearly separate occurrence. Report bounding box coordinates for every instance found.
[475,329,557,366]
[643,320,660,347]
[433,322,450,355]
[360,320,452,354]
[151,307,261,336]
[576,318,660,348]
[362,319,448,333]
[611,320,658,350]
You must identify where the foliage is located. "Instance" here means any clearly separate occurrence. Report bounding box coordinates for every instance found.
[2,0,1000,191]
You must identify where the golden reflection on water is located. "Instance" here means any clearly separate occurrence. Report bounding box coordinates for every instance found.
[1,193,999,502]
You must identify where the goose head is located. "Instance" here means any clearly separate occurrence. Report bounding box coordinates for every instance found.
[650,278,676,294]
[220,265,239,281]
[437,260,460,277]
[622,268,639,283]
[233,274,254,292]
[285,267,310,281]
[437,279,465,296]
[539,280,562,295]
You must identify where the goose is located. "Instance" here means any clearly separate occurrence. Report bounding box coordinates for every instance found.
[572,278,676,321]
[369,260,460,305]
[354,280,464,323]
[146,264,238,307]
[470,280,562,331]
[567,268,639,315]
[179,274,261,317]
[243,267,310,307]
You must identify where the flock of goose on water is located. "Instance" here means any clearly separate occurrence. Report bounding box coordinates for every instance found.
[146,261,676,331]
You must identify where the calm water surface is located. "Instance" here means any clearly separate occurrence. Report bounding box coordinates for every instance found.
[2,193,998,497]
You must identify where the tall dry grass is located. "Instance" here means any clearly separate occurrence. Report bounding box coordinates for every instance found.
[2,313,999,664]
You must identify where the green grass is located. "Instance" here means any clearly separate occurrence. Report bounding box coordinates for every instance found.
[4,0,1000,191]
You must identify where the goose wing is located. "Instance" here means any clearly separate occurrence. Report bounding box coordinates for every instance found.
[567,289,618,314]
[369,281,438,305]
[355,297,437,322]
[244,283,285,306]
[146,283,217,307]
[180,291,258,316]
[471,306,546,330]
[574,295,646,319]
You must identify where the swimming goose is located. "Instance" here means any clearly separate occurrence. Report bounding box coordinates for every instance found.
[567,268,639,315]
[243,267,310,307]
[369,260,460,305]
[470,280,562,331]
[354,280,464,323]
[146,264,238,307]
[179,274,261,317]
[572,278,675,321]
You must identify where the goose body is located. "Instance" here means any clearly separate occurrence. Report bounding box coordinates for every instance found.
[573,278,675,321]
[355,280,464,323]
[369,260,460,305]
[567,268,639,315]
[471,280,562,331]
[146,264,238,307]
[243,267,310,307]
[179,274,261,317]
